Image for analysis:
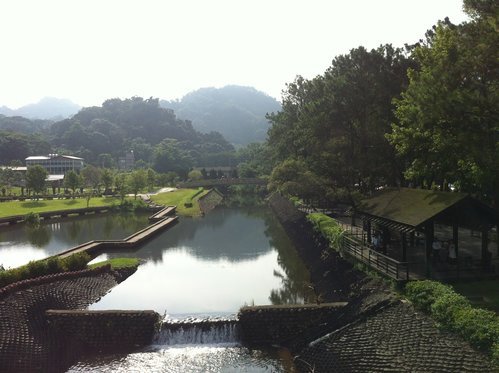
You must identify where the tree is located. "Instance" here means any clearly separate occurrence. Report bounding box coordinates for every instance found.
[187,169,203,181]
[114,173,128,202]
[388,12,498,201]
[267,45,415,203]
[81,165,102,193]
[101,168,114,194]
[128,169,147,199]
[64,170,81,197]
[26,165,48,197]
[146,168,157,192]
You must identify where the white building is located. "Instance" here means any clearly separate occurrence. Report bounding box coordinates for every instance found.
[25,154,84,175]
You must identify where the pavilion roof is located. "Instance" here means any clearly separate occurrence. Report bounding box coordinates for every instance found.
[356,188,496,230]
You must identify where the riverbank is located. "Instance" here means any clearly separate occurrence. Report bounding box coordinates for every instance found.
[267,193,496,371]
[0,265,138,372]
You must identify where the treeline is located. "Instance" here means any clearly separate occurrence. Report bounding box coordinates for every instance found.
[263,0,498,205]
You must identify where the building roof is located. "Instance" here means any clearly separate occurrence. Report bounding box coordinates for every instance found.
[356,187,496,230]
[25,154,83,161]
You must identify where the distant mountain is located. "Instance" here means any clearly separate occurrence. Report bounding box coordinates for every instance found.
[0,97,81,120]
[160,85,281,147]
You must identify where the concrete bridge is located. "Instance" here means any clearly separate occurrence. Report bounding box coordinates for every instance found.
[177,178,267,189]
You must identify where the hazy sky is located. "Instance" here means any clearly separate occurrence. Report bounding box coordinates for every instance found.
[0,0,468,108]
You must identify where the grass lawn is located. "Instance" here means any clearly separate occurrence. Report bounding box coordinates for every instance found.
[452,280,499,313]
[150,188,209,217]
[0,197,121,218]
[89,257,141,269]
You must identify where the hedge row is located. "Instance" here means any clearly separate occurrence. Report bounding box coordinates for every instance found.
[405,280,499,365]
[307,213,344,251]
[0,252,91,288]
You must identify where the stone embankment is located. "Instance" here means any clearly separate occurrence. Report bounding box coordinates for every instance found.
[267,193,495,372]
[0,266,141,372]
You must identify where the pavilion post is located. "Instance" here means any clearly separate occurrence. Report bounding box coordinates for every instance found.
[481,227,489,269]
[452,223,459,259]
[425,220,434,277]
[401,232,407,261]
[366,220,371,245]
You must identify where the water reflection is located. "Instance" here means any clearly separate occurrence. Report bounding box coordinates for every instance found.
[0,212,150,268]
[91,207,312,314]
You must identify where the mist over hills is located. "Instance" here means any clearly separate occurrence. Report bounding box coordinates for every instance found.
[161,85,281,147]
[0,97,81,120]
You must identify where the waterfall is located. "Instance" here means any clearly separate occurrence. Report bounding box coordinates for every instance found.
[153,317,240,346]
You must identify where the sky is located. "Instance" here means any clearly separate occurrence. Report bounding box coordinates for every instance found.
[0,0,469,109]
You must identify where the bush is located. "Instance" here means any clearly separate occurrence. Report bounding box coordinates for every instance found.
[405,280,452,313]
[452,307,499,351]
[405,279,499,362]
[431,291,470,325]
[307,213,344,251]
[46,257,63,274]
[62,252,91,271]
[25,212,41,226]
[0,270,16,287]
[26,260,48,278]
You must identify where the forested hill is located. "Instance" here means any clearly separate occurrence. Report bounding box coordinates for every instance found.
[0,97,81,120]
[160,85,281,147]
[47,97,234,171]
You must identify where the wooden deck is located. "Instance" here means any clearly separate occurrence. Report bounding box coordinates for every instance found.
[148,205,176,222]
[58,216,178,259]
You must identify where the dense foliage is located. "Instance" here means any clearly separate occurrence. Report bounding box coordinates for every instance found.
[267,45,415,204]
[307,213,345,251]
[266,1,498,204]
[48,97,235,172]
[405,280,499,364]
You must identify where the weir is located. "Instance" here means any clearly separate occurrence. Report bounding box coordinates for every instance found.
[154,317,240,346]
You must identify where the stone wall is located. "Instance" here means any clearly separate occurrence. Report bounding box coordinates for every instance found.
[198,189,224,213]
[46,309,161,352]
[238,303,346,347]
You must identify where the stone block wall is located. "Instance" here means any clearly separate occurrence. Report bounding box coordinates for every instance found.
[46,309,161,352]
[238,303,346,347]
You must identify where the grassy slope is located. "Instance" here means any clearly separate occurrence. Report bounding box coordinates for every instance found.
[0,197,121,218]
[150,188,209,217]
[89,257,141,269]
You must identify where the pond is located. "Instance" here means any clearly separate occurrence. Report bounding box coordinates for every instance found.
[0,206,312,371]
[88,207,312,315]
[0,211,151,268]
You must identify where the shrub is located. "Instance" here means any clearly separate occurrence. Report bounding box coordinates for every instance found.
[430,291,470,325]
[307,213,344,251]
[46,257,63,274]
[452,307,499,351]
[62,252,91,271]
[492,342,499,367]
[0,270,15,288]
[26,260,48,278]
[405,280,452,313]
[25,212,41,226]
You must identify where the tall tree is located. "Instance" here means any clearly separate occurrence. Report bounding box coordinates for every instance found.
[267,45,415,202]
[128,169,147,199]
[388,10,498,202]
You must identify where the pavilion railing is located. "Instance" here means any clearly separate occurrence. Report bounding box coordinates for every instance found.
[341,234,410,281]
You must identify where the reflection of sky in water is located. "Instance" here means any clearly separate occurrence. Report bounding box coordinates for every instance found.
[0,213,150,268]
[90,248,285,314]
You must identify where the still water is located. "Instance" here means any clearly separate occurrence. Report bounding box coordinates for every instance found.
[0,206,310,371]
[89,207,312,315]
[0,211,151,268]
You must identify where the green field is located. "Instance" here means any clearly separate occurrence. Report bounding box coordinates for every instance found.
[0,197,121,218]
[89,257,141,269]
[150,188,209,217]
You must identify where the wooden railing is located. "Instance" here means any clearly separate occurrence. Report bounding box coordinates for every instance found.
[341,235,410,281]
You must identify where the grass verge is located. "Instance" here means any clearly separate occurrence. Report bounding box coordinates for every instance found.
[89,257,141,269]
[0,197,121,218]
[150,188,209,217]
